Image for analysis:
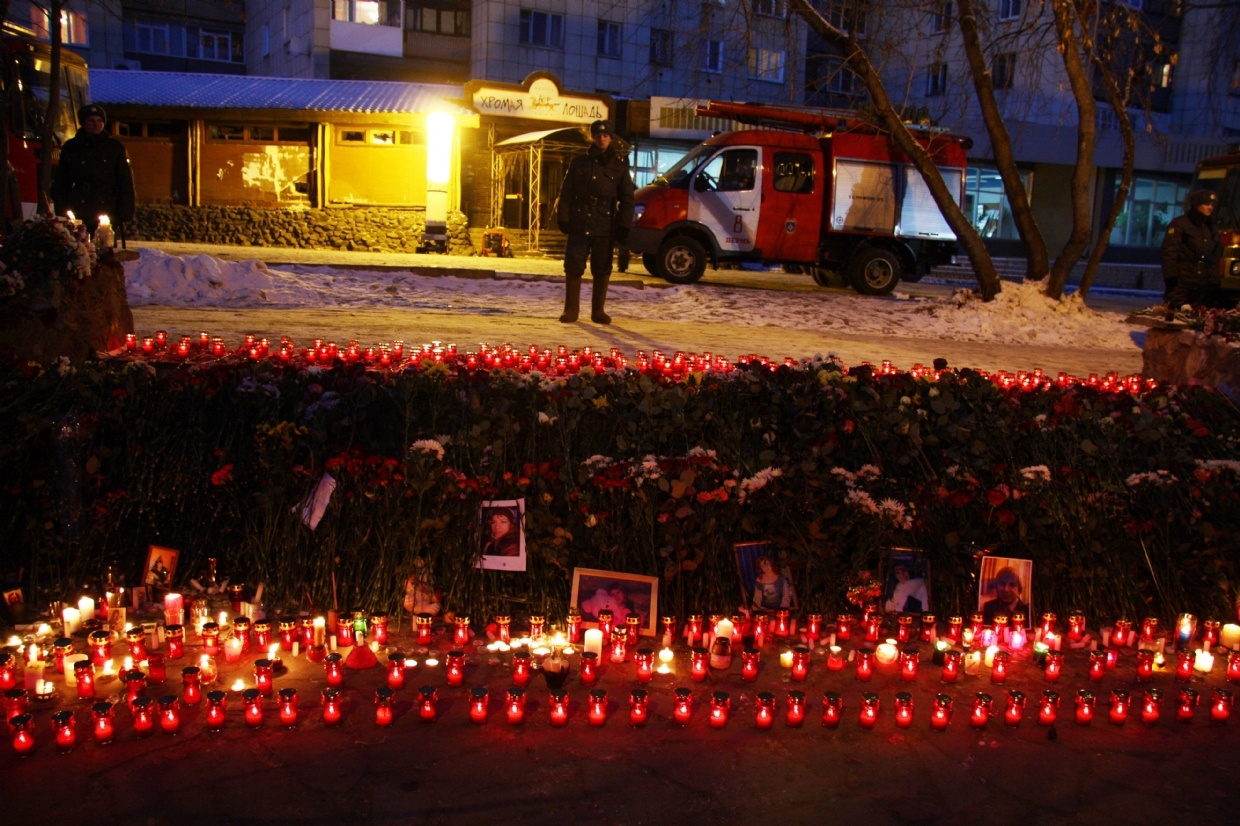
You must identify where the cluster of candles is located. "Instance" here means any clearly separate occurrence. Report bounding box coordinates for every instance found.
[112,332,1158,394]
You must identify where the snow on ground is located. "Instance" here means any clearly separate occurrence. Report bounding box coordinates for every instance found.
[124,248,1140,351]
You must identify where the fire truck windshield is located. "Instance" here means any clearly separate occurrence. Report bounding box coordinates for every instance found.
[651,144,716,188]
[1193,165,1240,232]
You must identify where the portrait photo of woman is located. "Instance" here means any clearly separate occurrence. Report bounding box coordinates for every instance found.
[883,550,930,614]
[476,499,526,571]
[735,542,798,611]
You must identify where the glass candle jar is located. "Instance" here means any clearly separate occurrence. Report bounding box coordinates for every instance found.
[279,620,297,652]
[896,614,914,644]
[634,648,654,683]
[0,652,15,691]
[1109,689,1130,725]
[1141,688,1163,725]
[580,652,599,687]
[1067,611,1087,642]
[941,649,961,684]
[673,687,693,725]
[92,701,115,744]
[233,617,252,653]
[510,651,530,688]
[1075,689,1096,725]
[1133,649,1155,682]
[741,648,760,682]
[370,612,389,646]
[971,693,993,728]
[469,686,489,725]
[253,621,272,650]
[836,613,854,642]
[53,709,77,753]
[856,647,875,682]
[89,630,112,665]
[1210,688,1233,724]
[198,655,217,685]
[505,687,527,726]
[1009,623,1027,650]
[822,691,844,729]
[124,670,147,710]
[1004,690,1026,726]
[1203,619,1221,650]
[685,614,704,647]
[946,616,963,643]
[791,646,810,682]
[1088,650,1107,682]
[754,691,776,730]
[1175,649,1194,682]
[967,612,985,640]
[254,658,274,696]
[200,622,220,657]
[610,628,628,664]
[74,660,96,700]
[131,695,155,737]
[931,693,953,731]
[242,688,263,728]
[1230,651,1240,683]
[589,688,608,727]
[1039,649,1063,683]
[1177,687,1199,723]
[899,648,919,683]
[858,692,881,730]
[690,647,709,682]
[9,713,34,756]
[322,687,343,726]
[920,614,937,644]
[549,688,569,726]
[1141,616,1159,641]
[629,688,649,727]
[324,653,345,687]
[1111,618,1133,648]
[412,685,435,723]
[53,638,73,674]
[453,616,471,647]
[773,610,791,638]
[625,613,642,647]
[894,692,914,729]
[786,690,806,728]
[528,615,546,641]
[181,666,203,705]
[807,614,824,644]
[1041,612,1057,636]
[567,610,583,645]
[1176,614,1197,650]
[278,687,298,727]
[336,614,355,648]
[373,687,394,727]
[826,646,845,672]
[709,691,731,729]
[991,651,1011,684]
[1038,690,1060,726]
[415,613,434,646]
[387,654,406,690]
[206,690,227,731]
[863,614,881,644]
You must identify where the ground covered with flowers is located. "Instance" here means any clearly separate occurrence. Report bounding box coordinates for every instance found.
[3,346,1239,624]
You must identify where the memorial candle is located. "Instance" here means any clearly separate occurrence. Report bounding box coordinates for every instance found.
[791,646,810,682]
[415,613,434,646]
[206,690,227,731]
[858,692,881,730]
[89,630,112,666]
[836,613,854,641]
[243,688,264,728]
[1195,648,1215,674]
[79,596,96,622]
[634,648,654,683]
[1176,649,1194,681]
[946,615,963,643]
[786,690,806,728]
[386,654,406,690]
[1210,688,1233,724]
[991,651,1010,684]
[856,647,875,682]
[691,647,709,682]
[453,616,471,647]
[370,612,388,646]
[1229,650,1240,683]
[970,693,993,728]
[254,659,274,696]
[709,691,730,728]
[942,650,961,683]
[92,701,115,744]
[1176,613,1197,650]
[181,666,202,705]
[53,709,76,752]
[324,653,345,687]
[253,621,271,649]
[132,696,155,737]
[0,653,15,692]
[589,688,608,727]
[921,614,937,643]
[896,614,914,644]
[658,615,676,648]
[673,687,693,725]
[1112,618,1133,648]
[279,620,297,652]
[1038,690,1060,725]
[445,649,466,687]
[583,629,604,658]
[755,691,775,729]
[469,686,489,724]
[1109,689,1130,725]
[900,648,919,683]
[580,651,599,687]
[1040,612,1057,636]
[822,691,844,728]
[686,614,703,647]
[741,647,761,682]
[510,651,530,687]
[1141,688,1162,725]
[626,613,642,647]
[62,607,80,638]
[864,614,881,643]
[528,615,546,641]
[894,692,914,728]
[807,614,824,644]
[322,687,343,726]
[629,688,649,727]
[567,610,583,645]
[278,687,298,727]
[1221,623,1240,650]
[1075,690,1096,725]
[597,610,614,641]
[1177,687,1198,722]
[827,646,845,671]
[775,610,792,638]
[73,659,95,699]
[232,617,251,653]
[1203,619,1221,650]
[1004,690,1026,726]
[1089,650,1107,682]
[930,694,953,731]
[52,638,73,675]
[1067,611,1087,642]
[9,713,34,756]
[201,622,221,657]
[165,625,185,660]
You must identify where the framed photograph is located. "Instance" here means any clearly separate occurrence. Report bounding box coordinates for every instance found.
[571,567,659,637]
[735,541,798,611]
[144,545,179,588]
[476,499,526,572]
[883,548,931,614]
[129,586,149,610]
[978,556,1033,626]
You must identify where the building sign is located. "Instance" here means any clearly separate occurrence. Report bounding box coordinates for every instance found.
[468,75,609,125]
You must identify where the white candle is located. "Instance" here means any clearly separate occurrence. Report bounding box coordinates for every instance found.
[164,593,184,626]
[583,628,604,657]
[62,607,80,637]
[64,654,88,686]
[1194,648,1215,674]
[78,596,95,622]
[24,661,44,690]
[983,644,1000,667]
[716,619,734,646]
[1221,624,1240,650]
[875,640,899,665]
[779,650,794,668]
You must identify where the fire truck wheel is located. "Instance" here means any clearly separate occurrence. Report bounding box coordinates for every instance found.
[642,253,659,274]
[656,236,708,284]
[847,248,902,296]
[810,267,833,287]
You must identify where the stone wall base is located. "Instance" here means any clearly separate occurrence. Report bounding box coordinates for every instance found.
[1143,327,1240,388]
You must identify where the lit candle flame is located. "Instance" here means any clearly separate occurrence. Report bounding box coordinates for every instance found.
[231,679,246,692]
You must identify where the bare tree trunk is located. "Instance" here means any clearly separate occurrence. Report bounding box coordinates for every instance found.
[1046,0,1097,299]
[0,0,13,231]
[789,0,1002,299]
[955,0,1049,282]
[1078,58,1135,299]
[36,0,64,216]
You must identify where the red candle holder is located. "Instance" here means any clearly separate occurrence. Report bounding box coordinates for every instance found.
[1203,619,1221,650]
[233,617,252,653]
[0,652,15,691]
[946,615,963,643]
[941,649,961,683]
[567,610,583,645]
[899,648,919,683]
[386,654,406,690]
[1075,689,1096,725]
[729,647,757,684]
[774,610,792,638]
[610,628,628,664]
[410,685,435,723]
[254,658,274,696]
[1135,649,1155,682]
[786,690,806,728]
[826,646,845,672]
[315,687,344,730]
[931,693,953,731]
[337,615,355,648]
[896,614,914,644]
[200,622,220,657]
[1009,623,1027,651]
[1038,690,1060,726]
[528,615,546,641]
[863,615,881,643]
[1088,650,1107,682]
[415,613,434,646]
[1177,687,1199,723]
[1210,688,1233,724]
[2,688,27,730]
[89,630,112,666]
[856,647,875,682]
[370,613,388,646]
[1140,616,1159,642]
[504,687,527,726]
[52,638,72,675]
[1040,612,1057,636]
[279,620,297,652]
[132,696,155,737]
[754,691,776,729]
[278,687,298,727]
[1067,611,1086,642]
[370,687,393,727]
[894,692,914,728]
[181,666,202,705]
[1175,649,1194,682]
[686,614,704,647]
[470,686,489,725]
[673,687,693,725]
[510,651,530,688]
[124,670,147,711]
[807,614,823,644]
[658,615,677,648]
[491,615,512,645]
[1112,618,1133,648]
[690,647,709,682]
[1229,651,1240,683]
[580,652,599,687]
[1004,690,1026,726]
[92,701,115,744]
[53,709,77,753]
[9,713,34,756]
[1108,688,1130,725]
[969,612,985,640]
[970,693,993,728]
[791,645,810,682]
[858,692,880,730]
[325,653,345,687]
[625,613,642,647]
[920,614,937,643]
[634,648,654,683]
[629,688,650,727]
[589,688,609,727]
[709,691,731,729]
[253,621,271,650]
[74,659,96,700]
[241,688,263,728]
[453,616,471,647]
[822,691,844,728]
[1141,688,1163,725]
[836,613,854,641]
[1040,649,1063,683]
[549,688,569,726]
[991,651,1010,684]
[597,610,615,641]
[163,625,185,661]
[206,690,227,731]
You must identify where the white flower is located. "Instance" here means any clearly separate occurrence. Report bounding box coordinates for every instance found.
[584,455,613,470]
[857,464,882,479]
[1125,471,1178,487]
[55,356,75,377]
[1019,465,1051,482]
[830,467,856,483]
[738,467,783,503]
[409,439,445,461]
[537,411,558,424]
[845,488,879,514]
[687,446,717,460]
[1196,459,1240,474]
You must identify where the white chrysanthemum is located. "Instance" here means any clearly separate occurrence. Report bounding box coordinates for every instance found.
[1020,465,1051,482]
[409,439,445,461]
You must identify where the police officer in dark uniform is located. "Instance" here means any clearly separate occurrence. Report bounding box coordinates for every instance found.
[555,119,635,324]
[1160,190,1220,310]
[51,103,136,237]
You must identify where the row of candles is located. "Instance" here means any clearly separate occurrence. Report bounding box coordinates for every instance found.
[117,330,1155,394]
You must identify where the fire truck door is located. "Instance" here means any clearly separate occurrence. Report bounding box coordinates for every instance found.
[689,147,760,253]
[755,148,822,262]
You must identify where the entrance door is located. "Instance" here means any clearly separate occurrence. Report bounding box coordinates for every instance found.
[689,147,761,252]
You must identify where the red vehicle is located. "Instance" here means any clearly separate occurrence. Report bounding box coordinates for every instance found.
[2,23,91,220]
[628,101,970,295]
[1191,153,1240,295]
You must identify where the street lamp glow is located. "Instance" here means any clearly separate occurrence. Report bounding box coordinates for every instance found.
[426,112,454,186]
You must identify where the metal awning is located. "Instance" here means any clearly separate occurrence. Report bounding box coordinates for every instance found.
[496,127,588,148]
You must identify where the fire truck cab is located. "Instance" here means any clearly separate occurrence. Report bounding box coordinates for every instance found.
[628,102,969,295]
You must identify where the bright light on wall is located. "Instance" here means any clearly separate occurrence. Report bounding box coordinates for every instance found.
[426,112,454,186]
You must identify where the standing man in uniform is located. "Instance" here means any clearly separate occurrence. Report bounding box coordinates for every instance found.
[555,119,635,324]
[51,103,136,238]
[1160,190,1220,310]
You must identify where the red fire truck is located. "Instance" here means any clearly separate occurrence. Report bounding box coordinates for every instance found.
[2,24,91,220]
[1191,152,1240,295]
[628,101,970,295]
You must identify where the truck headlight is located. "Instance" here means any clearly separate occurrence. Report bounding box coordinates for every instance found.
[1231,260,1240,277]
[632,204,646,223]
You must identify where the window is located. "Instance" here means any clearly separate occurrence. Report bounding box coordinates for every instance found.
[339,129,367,142]
[703,40,723,73]
[133,21,170,54]
[650,28,673,66]
[754,0,786,17]
[208,125,248,141]
[198,30,232,62]
[598,21,622,58]
[31,8,89,45]
[748,47,785,82]
[334,0,400,26]
[931,2,951,33]
[964,166,1031,240]
[261,25,271,57]
[1156,56,1174,89]
[698,148,758,192]
[998,0,1020,21]
[992,53,1016,90]
[1109,177,1187,247]
[519,10,564,48]
[825,2,867,35]
[406,3,470,35]
[925,62,947,97]
[773,152,815,193]
[820,57,859,94]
